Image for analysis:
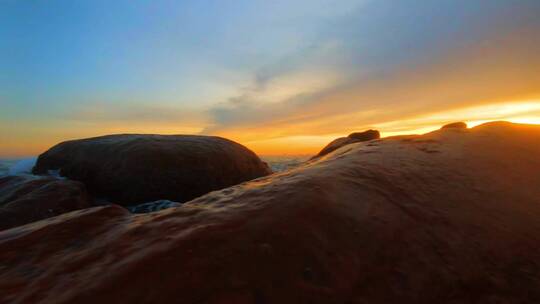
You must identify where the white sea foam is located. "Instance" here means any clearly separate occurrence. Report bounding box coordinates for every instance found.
[128,200,182,213]
[46,169,65,179]
[8,157,37,175]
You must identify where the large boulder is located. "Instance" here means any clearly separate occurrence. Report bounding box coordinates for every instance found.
[312,129,380,159]
[0,175,91,230]
[2,122,540,303]
[33,134,271,206]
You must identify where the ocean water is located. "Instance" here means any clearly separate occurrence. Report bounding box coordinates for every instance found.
[261,155,310,172]
[0,159,19,177]
[0,158,37,177]
[0,155,309,177]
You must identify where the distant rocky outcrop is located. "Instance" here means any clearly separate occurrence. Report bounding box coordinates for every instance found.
[0,175,91,230]
[2,122,539,303]
[33,134,271,206]
[312,129,380,159]
[441,121,467,129]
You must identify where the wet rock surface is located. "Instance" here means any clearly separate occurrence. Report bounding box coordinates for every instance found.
[0,175,92,230]
[2,122,540,303]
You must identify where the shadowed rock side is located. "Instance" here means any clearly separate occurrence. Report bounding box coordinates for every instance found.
[312,129,380,159]
[2,121,540,303]
[0,175,91,230]
[33,134,271,206]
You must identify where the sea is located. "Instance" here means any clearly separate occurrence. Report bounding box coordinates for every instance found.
[261,155,310,172]
[0,155,310,177]
[0,159,19,176]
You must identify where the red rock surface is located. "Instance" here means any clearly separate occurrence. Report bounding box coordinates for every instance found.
[0,175,91,230]
[2,121,540,303]
[33,134,271,205]
[312,129,380,159]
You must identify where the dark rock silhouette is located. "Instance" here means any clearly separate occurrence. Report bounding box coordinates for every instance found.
[441,121,467,129]
[2,122,540,303]
[348,129,380,140]
[33,134,271,205]
[0,175,91,230]
[312,129,380,159]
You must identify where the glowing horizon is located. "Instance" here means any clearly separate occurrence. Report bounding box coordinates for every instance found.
[3,100,539,158]
[243,99,540,156]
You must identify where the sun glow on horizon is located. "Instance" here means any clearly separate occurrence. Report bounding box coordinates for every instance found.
[374,100,540,137]
[2,100,540,159]
[247,100,540,156]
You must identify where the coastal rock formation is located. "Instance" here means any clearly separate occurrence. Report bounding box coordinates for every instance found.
[2,122,540,303]
[33,134,271,205]
[441,121,468,129]
[0,175,91,230]
[312,129,380,159]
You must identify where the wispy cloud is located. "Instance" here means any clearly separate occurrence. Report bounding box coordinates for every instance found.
[66,102,207,125]
[203,0,540,143]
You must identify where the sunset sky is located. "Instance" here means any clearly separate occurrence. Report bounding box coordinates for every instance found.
[1,0,540,157]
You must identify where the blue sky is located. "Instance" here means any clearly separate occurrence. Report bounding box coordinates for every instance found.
[2,0,360,106]
[1,0,540,156]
